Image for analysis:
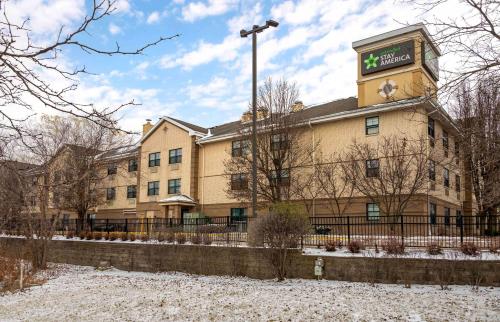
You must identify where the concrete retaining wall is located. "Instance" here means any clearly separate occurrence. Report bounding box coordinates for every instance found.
[1,238,499,286]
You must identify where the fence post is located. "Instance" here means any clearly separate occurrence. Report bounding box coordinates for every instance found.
[227,216,230,227]
[347,216,351,244]
[125,218,128,234]
[460,217,464,245]
[106,219,109,234]
[146,218,149,236]
[400,214,404,246]
[90,219,94,232]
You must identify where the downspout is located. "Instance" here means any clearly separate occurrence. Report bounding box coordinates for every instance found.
[198,141,205,214]
[308,120,315,217]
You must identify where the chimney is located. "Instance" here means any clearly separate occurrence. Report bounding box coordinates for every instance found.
[143,119,153,136]
[256,107,269,120]
[241,111,252,122]
[291,100,304,112]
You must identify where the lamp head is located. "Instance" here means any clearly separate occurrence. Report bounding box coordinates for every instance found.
[266,20,279,28]
[240,29,248,38]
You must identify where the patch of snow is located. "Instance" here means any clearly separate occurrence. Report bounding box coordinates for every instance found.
[303,247,500,260]
[0,264,498,321]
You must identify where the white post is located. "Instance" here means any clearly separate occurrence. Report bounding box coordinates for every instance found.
[19,259,24,290]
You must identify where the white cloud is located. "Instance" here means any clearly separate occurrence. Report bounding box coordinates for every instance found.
[108,23,122,35]
[112,0,131,13]
[160,36,243,70]
[147,11,161,24]
[270,0,325,26]
[182,0,238,22]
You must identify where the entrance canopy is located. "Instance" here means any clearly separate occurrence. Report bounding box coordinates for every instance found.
[158,194,196,207]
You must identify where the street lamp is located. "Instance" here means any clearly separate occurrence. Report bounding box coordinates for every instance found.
[240,20,279,218]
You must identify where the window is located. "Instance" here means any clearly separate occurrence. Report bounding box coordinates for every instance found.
[148,152,160,167]
[428,117,435,138]
[231,173,248,190]
[454,141,460,164]
[271,169,290,186]
[168,179,181,194]
[365,116,379,135]
[443,168,449,188]
[230,208,247,221]
[456,210,462,227]
[169,148,182,164]
[429,160,436,181]
[366,159,380,177]
[366,203,380,221]
[127,185,137,199]
[442,130,449,150]
[106,188,116,200]
[231,140,249,157]
[444,207,450,226]
[107,164,117,175]
[270,133,288,151]
[455,175,461,192]
[429,203,437,225]
[128,159,138,172]
[147,181,159,196]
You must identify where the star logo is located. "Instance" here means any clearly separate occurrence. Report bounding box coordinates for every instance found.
[364,53,379,70]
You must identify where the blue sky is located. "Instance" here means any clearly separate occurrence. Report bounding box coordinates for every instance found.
[16,0,471,132]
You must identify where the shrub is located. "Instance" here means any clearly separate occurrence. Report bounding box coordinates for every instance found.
[335,239,343,249]
[157,233,165,242]
[104,233,110,240]
[325,241,336,252]
[79,232,86,240]
[427,242,442,255]
[140,234,149,242]
[85,231,93,240]
[129,233,136,242]
[202,234,212,245]
[66,231,74,239]
[347,240,364,253]
[93,232,102,240]
[461,242,479,256]
[176,234,186,244]
[191,234,202,245]
[382,238,405,255]
[120,232,128,241]
[252,202,311,281]
[166,232,175,243]
[109,232,118,241]
[488,244,499,254]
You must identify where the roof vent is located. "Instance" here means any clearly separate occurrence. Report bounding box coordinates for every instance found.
[291,101,304,112]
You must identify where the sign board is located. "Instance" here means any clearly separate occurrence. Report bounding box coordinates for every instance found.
[421,41,439,81]
[361,40,415,76]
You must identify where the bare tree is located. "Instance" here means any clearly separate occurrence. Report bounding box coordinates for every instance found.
[316,153,355,217]
[0,0,178,141]
[251,202,310,281]
[343,136,430,223]
[224,78,318,207]
[454,76,499,233]
[407,0,499,96]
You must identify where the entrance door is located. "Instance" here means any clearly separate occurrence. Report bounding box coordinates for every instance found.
[181,207,190,221]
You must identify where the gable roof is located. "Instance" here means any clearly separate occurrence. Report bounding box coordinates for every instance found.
[200,97,359,141]
[140,117,208,143]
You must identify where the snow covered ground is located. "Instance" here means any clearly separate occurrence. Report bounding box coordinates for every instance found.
[0,265,499,321]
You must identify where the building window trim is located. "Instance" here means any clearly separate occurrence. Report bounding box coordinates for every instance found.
[128,159,138,172]
[270,169,290,186]
[365,116,379,135]
[106,187,116,200]
[168,178,181,194]
[455,174,461,192]
[169,148,182,164]
[147,181,159,196]
[443,167,450,188]
[428,117,435,139]
[127,185,137,199]
[270,133,289,152]
[148,152,161,167]
[366,203,380,221]
[231,140,249,157]
[429,202,437,225]
[231,173,248,190]
[366,159,380,178]
[107,164,117,176]
[429,160,436,181]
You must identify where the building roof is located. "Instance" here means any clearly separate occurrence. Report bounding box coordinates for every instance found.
[168,117,208,134]
[205,97,359,139]
[352,23,441,56]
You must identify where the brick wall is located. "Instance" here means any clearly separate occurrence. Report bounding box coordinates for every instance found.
[1,238,498,286]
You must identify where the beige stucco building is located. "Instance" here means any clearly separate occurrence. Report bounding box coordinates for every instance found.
[90,24,474,228]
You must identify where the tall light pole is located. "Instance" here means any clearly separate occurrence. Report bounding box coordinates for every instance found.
[240,20,279,218]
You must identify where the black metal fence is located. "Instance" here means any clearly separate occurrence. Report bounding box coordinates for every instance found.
[1,215,498,249]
